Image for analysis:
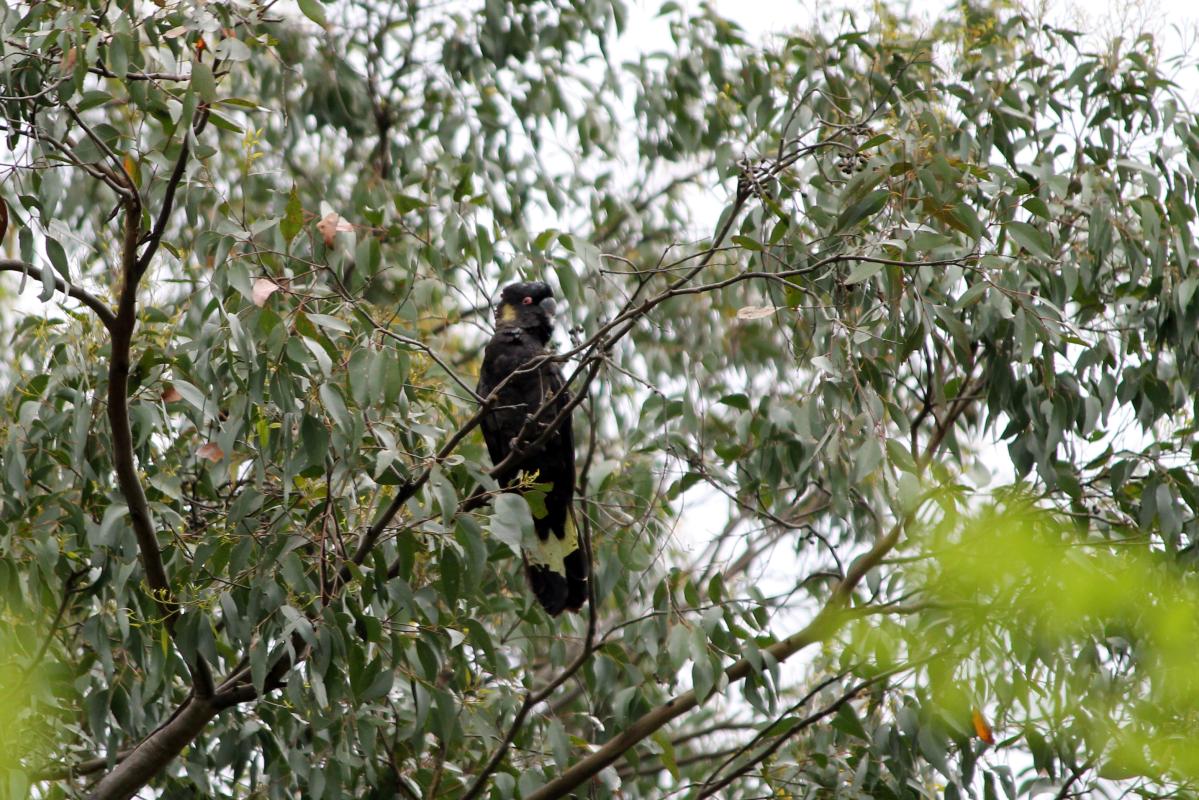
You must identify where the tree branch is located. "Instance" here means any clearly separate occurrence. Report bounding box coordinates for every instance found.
[697,673,885,798]
[522,515,907,800]
[0,259,116,329]
[107,195,174,622]
[85,697,219,800]
[135,109,207,277]
[88,107,217,799]
[27,568,87,672]
[459,507,599,800]
[695,670,850,796]
[65,106,136,194]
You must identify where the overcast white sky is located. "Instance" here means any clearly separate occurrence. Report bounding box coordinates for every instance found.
[710,0,1199,47]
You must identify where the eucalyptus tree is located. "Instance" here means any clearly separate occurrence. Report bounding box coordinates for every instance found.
[3,1,1199,799]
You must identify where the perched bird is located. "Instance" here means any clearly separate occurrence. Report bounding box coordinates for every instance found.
[477,281,588,615]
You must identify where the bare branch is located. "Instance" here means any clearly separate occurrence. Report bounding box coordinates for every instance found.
[135,109,208,276]
[697,672,890,798]
[459,508,599,800]
[65,106,135,193]
[30,129,132,198]
[0,259,116,329]
[85,698,219,800]
[522,515,907,800]
[88,65,190,82]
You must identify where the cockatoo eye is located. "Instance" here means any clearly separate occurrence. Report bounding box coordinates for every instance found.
[522,296,534,305]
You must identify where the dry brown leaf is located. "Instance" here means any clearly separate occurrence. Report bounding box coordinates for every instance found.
[971,708,995,745]
[61,47,78,74]
[736,305,777,320]
[197,442,224,462]
[316,212,353,246]
[161,386,183,403]
[252,277,280,307]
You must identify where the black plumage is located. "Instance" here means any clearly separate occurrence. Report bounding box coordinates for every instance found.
[477,281,588,615]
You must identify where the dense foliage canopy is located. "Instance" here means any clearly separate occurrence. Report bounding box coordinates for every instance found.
[3,0,1199,798]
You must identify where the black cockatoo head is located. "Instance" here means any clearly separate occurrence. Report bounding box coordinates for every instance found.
[495,281,557,342]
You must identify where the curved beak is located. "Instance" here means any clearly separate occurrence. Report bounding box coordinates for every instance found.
[539,297,558,316]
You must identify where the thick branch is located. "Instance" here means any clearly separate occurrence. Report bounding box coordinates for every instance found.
[107,196,174,623]
[90,109,216,798]
[85,697,219,800]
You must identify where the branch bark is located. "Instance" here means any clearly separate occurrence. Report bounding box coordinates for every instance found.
[459,508,599,800]
[87,105,215,800]
[85,697,219,800]
[0,259,116,329]
[522,515,906,800]
[696,674,880,798]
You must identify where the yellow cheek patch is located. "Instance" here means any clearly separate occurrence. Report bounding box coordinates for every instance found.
[500,303,518,322]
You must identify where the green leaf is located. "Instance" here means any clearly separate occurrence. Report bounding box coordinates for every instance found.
[833,189,888,233]
[282,185,303,243]
[38,258,56,302]
[886,438,917,473]
[650,730,679,780]
[302,336,333,377]
[205,110,244,133]
[360,667,393,701]
[490,494,534,556]
[948,202,984,240]
[297,0,328,27]
[393,194,426,213]
[318,383,351,432]
[170,380,209,414]
[692,656,715,704]
[1007,221,1053,259]
[844,260,883,284]
[832,702,868,740]
[300,415,329,470]
[191,60,216,103]
[955,281,988,309]
[307,313,351,333]
[45,237,70,280]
